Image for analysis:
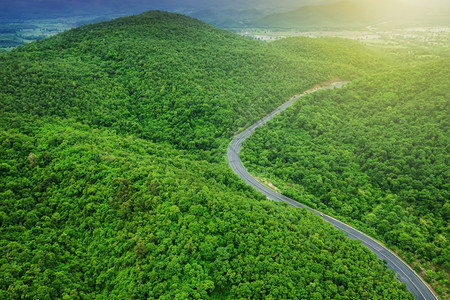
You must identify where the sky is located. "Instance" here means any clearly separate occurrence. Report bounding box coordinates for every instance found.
[1,0,449,19]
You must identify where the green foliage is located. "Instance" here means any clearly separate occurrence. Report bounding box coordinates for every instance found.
[242,60,449,296]
[0,10,412,298]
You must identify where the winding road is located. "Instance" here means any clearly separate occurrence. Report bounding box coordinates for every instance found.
[227,82,437,300]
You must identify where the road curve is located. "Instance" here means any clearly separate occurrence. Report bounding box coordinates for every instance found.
[227,82,437,300]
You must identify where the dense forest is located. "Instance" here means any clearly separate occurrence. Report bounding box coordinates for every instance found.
[0,118,415,299]
[0,10,437,298]
[242,60,449,297]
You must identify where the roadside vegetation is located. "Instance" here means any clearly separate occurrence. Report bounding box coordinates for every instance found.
[242,59,449,297]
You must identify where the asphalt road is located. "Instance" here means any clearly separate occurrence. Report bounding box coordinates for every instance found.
[227,82,437,300]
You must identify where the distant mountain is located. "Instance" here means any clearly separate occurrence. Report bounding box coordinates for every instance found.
[254,0,449,29]
[188,8,265,28]
[256,1,374,28]
[0,0,176,19]
[0,0,317,21]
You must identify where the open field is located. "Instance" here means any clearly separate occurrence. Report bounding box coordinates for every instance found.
[236,26,450,59]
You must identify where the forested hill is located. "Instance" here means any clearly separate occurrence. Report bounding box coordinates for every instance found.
[1,11,386,157]
[0,11,413,299]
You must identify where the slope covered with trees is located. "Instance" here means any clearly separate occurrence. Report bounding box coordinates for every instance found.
[0,118,414,299]
[242,60,449,297]
[1,11,413,299]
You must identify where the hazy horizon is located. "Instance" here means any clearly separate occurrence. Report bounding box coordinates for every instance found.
[2,0,449,20]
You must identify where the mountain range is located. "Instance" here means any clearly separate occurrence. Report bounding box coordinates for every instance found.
[254,0,450,28]
[1,0,449,30]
